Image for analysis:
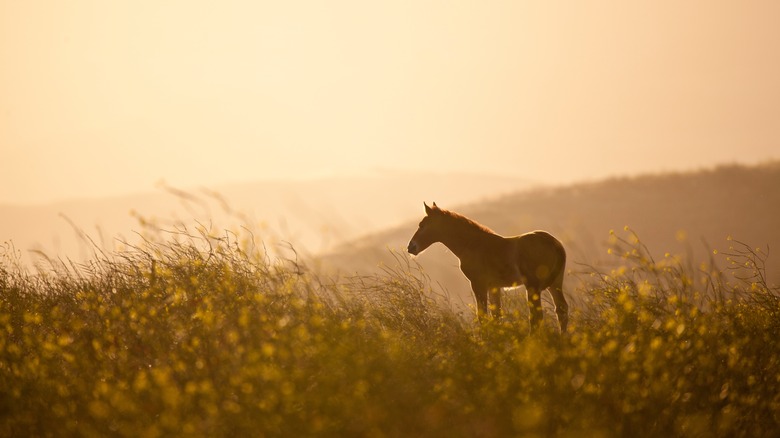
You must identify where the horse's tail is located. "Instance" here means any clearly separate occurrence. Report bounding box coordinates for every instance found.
[552,235,567,281]
[550,237,568,332]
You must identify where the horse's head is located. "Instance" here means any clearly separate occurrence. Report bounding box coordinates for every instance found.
[407,202,444,256]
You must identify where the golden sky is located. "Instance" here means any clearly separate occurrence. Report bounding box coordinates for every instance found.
[2,1,779,204]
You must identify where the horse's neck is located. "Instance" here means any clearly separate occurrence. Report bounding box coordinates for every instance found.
[439,222,499,260]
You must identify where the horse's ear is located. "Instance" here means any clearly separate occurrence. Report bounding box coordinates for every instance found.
[432,202,438,209]
[424,202,432,215]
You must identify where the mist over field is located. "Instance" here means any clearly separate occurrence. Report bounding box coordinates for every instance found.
[4,163,778,286]
[0,171,527,269]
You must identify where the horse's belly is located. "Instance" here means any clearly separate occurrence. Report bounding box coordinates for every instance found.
[492,264,524,287]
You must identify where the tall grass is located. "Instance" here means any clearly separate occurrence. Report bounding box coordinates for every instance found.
[1,224,778,437]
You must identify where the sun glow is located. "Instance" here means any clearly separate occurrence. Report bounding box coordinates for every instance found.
[1,1,779,203]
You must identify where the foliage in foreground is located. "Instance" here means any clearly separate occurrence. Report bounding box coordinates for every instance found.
[1,226,779,437]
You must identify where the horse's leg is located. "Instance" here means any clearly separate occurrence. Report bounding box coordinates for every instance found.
[489,287,502,318]
[549,270,569,333]
[526,286,543,330]
[471,282,489,319]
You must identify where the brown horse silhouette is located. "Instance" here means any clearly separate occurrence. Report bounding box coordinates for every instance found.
[407,202,568,332]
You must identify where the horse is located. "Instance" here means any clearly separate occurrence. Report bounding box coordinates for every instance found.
[407,202,568,332]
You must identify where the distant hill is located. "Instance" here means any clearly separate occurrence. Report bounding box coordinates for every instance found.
[321,162,780,306]
[0,171,528,269]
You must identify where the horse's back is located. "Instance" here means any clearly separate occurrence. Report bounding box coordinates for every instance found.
[514,230,564,252]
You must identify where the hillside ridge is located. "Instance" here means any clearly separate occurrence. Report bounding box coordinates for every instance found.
[321,161,780,301]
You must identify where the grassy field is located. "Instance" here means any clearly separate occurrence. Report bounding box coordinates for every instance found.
[1,225,779,437]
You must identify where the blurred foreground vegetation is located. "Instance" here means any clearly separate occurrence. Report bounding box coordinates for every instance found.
[1,226,779,437]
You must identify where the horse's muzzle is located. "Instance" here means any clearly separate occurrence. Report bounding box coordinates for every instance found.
[407,241,419,256]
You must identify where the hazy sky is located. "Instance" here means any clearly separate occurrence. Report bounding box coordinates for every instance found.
[2,1,779,204]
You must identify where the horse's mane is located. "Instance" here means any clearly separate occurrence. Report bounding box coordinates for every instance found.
[438,208,496,235]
